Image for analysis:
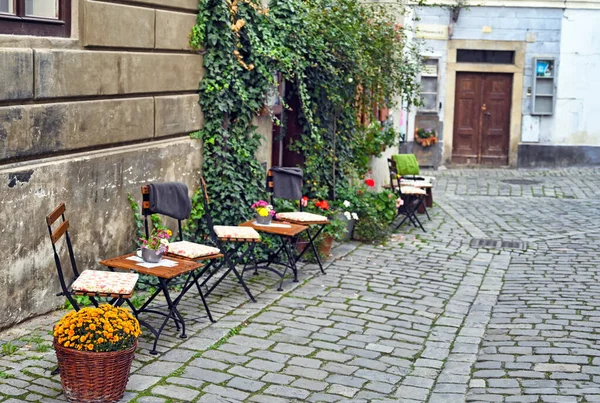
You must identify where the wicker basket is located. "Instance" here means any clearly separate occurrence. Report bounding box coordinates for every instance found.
[54,339,137,403]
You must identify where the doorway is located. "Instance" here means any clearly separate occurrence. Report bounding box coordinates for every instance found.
[452,72,512,165]
[271,83,304,168]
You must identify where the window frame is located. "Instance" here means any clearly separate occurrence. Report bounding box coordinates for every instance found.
[0,0,70,37]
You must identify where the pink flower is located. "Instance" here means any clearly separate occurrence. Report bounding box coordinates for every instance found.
[251,200,269,209]
[396,197,404,208]
[301,196,308,207]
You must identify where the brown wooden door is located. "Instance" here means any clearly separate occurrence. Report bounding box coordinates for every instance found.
[452,73,512,165]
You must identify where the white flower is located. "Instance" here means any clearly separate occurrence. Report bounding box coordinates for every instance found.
[267,204,273,210]
[343,200,351,208]
[348,77,353,83]
[352,213,359,220]
[344,211,351,220]
[160,239,169,245]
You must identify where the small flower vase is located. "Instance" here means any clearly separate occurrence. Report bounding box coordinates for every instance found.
[141,247,163,263]
[255,215,272,225]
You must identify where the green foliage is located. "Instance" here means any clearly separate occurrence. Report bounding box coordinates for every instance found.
[416,127,436,139]
[1,342,17,355]
[337,183,397,242]
[353,121,402,175]
[130,294,146,310]
[36,344,51,353]
[190,0,269,229]
[354,215,390,242]
[63,295,92,310]
[190,0,425,228]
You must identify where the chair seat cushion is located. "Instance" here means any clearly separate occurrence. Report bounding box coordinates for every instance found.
[214,225,261,240]
[401,186,427,196]
[277,212,329,223]
[400,179,433,188]
[72,270,139,295]
[168,241,220,259]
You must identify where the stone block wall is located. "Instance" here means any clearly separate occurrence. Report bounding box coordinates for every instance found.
[0,0,206,328]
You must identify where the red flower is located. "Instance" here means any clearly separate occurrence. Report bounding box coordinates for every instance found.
[365,178,375,187]
[301,196,308,207]
[314,200,329,210]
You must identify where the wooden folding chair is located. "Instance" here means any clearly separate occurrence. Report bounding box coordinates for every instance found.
[387,159,426,232]
[46,203,138,311]
[141,184,222,322]
[266,169,328,275]
[194,177,260,302]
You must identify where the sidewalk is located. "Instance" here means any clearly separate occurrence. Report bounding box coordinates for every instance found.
[2,167,600,403]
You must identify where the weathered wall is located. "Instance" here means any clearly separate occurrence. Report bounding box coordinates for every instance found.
[410,6,570,166]
[552,9,600,146]
[0,0,206,328]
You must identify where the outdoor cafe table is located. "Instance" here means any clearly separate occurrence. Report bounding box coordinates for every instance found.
[99,253,203,355]
[239,220,308,291]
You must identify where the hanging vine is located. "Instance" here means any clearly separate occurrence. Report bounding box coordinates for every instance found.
[190,0,426,224]
[190,0,273,226]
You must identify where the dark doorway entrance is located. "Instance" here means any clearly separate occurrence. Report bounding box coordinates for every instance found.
[271,83,304,168]
[452,72,512,165]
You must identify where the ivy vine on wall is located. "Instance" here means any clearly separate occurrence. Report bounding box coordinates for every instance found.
[190,0,426,224]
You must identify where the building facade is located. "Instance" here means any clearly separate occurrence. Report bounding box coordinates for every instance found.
[0,0,212,329]
[404,0,600,168]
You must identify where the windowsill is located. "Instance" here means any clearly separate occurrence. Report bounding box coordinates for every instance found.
[0,33,78,49]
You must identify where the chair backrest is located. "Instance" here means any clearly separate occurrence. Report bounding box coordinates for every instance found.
[266,169,304,211]
[197,176,223,245]
[387,158,400,193]
[392,154,420,177]
[46,203,81,309]
[141,185,184,242]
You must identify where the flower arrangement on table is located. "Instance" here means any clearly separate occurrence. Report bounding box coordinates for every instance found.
[415,127,438,147]
[139,228,171,262]
[54,304,141,352]
[251,200,276,224]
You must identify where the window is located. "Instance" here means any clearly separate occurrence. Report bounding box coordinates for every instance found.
[457,50,515,64]
[0,0,70,37]
[418,58,439,113]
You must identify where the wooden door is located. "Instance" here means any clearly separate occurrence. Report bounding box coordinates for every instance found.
[452,73,512,165]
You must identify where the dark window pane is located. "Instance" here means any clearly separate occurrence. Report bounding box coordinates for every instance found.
[457,50,515,64]
[0,0,15,14]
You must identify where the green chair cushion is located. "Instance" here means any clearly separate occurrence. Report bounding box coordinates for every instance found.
[393,154,420,176]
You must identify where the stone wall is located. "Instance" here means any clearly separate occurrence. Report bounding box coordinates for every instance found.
[0,0,206,328]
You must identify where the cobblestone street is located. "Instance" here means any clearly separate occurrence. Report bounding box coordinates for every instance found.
[2,168,600,403]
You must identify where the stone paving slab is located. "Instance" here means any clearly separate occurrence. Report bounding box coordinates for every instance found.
[2,167,600,402]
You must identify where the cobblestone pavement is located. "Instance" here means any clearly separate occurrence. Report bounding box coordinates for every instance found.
[1,167,600,403]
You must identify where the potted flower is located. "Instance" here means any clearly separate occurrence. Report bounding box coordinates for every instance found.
[339,200,359,241]
[415,127,438,147]
[139,228,171,263]
[295,197,346,259]
[252,200,276,225]
[53,304,141,403]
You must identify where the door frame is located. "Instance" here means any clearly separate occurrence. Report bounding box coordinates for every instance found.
[443,40,526,167]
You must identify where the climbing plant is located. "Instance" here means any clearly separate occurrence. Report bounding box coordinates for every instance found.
[190,0,426,223]
[190,0,272,226]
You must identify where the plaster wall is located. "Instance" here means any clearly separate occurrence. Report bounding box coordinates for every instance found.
[0,0,208,328]
[551,9,600,146]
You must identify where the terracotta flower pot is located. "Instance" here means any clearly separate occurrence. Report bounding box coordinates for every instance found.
[297,235,334,260]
